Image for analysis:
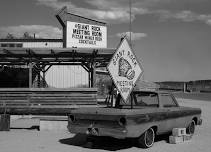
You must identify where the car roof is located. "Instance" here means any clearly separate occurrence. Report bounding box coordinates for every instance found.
[132,90,171,95]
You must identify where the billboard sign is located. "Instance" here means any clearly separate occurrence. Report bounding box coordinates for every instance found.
[66,21,107,48]
[107,37,143,102]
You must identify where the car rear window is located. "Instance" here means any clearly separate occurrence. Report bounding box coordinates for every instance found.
[115,92,159,108]
[134,92,159,107]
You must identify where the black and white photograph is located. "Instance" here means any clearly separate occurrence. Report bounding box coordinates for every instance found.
[0,0,210,152]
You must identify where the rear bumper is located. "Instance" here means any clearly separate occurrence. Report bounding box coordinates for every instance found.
[68,124,127,139]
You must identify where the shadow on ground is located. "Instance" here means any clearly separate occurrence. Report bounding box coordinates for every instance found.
[155,133,170,143]
[10,125,40,131]
[59,133,170,151]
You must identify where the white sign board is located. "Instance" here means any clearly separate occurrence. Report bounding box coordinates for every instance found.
[66,21,107,48]
[107,37,143,102]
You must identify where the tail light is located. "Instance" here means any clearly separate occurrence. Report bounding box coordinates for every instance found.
[69,115,76,123]
[118,117,127,126]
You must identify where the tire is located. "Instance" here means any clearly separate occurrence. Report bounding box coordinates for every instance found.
[137,128,155,148]
[186,120,195,135]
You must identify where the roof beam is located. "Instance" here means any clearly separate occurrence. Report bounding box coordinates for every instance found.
[3,49,14,55]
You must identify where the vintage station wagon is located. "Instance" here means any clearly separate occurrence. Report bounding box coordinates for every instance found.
[68,90,202,148]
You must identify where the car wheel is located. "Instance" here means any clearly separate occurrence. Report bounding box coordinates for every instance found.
[137,128,155,148]
[186,120,195,135]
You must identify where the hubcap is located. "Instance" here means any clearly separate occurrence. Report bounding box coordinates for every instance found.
[189,121,195,134]
[145,128,154,147]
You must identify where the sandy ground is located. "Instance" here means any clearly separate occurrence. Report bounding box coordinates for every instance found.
[0,98,210,152]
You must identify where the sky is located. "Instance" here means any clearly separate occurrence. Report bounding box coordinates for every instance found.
[0,0,211,82]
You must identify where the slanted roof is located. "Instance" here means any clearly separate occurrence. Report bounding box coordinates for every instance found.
[0,47,115,67]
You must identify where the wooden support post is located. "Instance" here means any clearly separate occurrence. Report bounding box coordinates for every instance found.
[43,71,46,87]
[63,26,67,48]
[91,62,96,88]
[38,71,41,88]
[91,69,94,87]
[29,62,33,88]
[130,94,133,109]
[88,71,91,88]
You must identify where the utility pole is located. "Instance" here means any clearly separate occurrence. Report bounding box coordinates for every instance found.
[129,0,132,45]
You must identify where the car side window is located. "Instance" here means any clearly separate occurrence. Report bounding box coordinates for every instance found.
[160,94,177,107]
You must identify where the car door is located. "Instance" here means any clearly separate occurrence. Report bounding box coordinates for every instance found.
[159,93,184,133]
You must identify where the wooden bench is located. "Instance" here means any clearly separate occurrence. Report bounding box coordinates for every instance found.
[0,88,97,115]
[0,92,30,108]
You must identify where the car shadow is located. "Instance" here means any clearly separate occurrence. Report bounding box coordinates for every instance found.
[155,133,170,143]
[59,134,134,151]
[59,133,170,151]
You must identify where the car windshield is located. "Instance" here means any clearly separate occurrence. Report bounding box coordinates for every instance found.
[115,91,159,108]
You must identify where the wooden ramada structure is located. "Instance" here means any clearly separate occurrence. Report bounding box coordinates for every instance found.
[0,47,115,115]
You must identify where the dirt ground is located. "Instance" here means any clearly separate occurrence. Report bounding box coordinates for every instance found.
[0,98,210,152]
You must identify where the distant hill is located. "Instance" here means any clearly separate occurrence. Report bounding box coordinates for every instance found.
[156,80,211,92]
